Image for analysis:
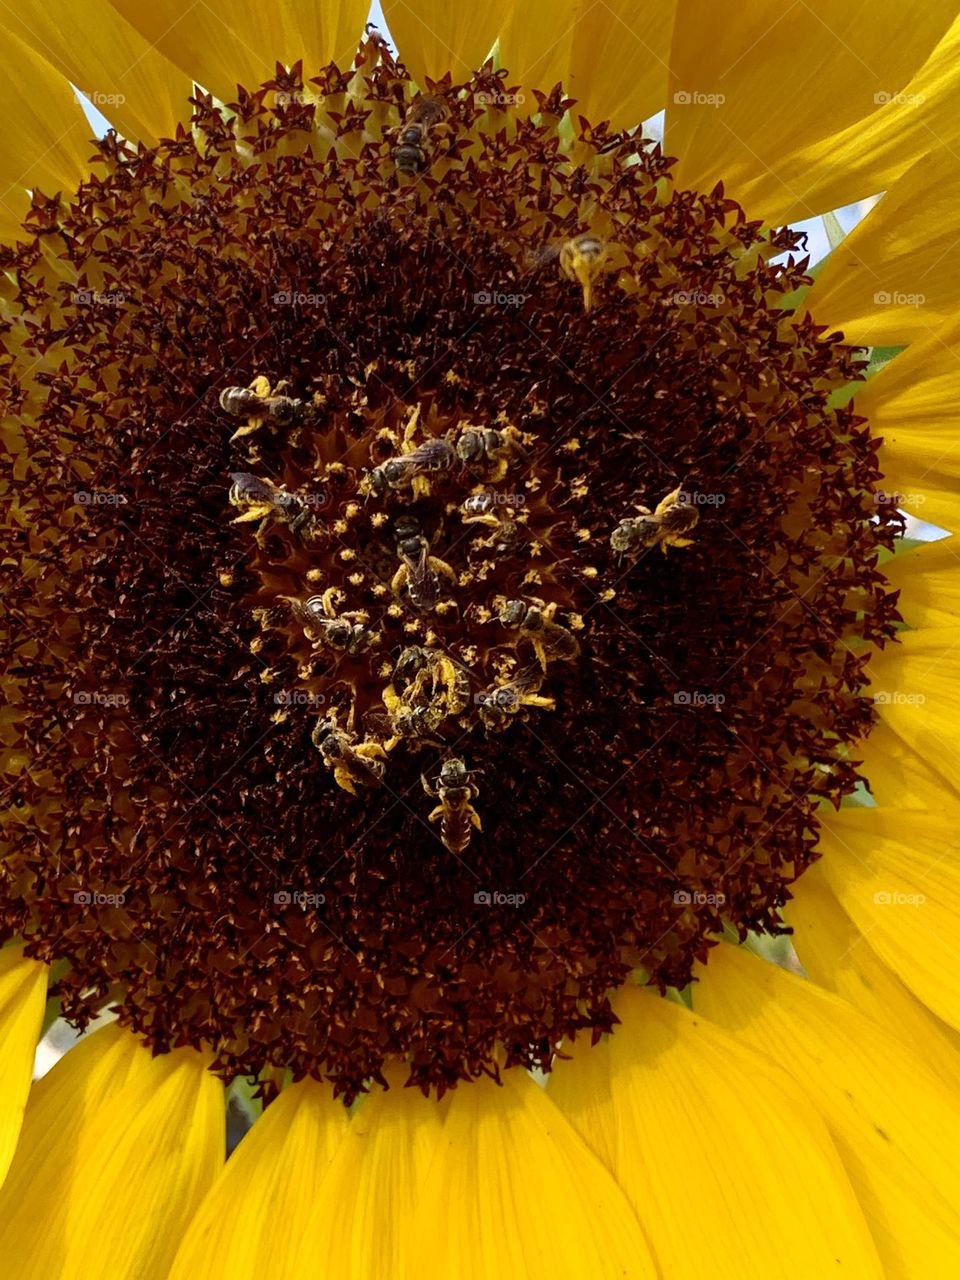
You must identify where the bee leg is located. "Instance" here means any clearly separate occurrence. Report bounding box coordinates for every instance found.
[332,766,358,797]
[487,458,509,483]
[428,805,443,823]
[421,774,437,797]
[430,556,458,583]
[411,475,431,500]
[470,808,482,830]
[231,504,274,524]
[391,566,407,593]
[532,639,548,672]
[654,488,682,518]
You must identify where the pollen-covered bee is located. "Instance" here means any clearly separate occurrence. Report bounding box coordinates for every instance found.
[611,487,699,559]
[391,517,457,612]
[393,95,446,176]
[476,664,556,733]
[228,472,313,538]
[455,425,524,482]
[311,720,387,795]
[290,592,375,655]
[383,647,471,740]
[219,385,316,428]
[422,757,481,855]
[460,489,525,552]
[366,437,456,498]
[559,234,610,313]
[498,597,580,669]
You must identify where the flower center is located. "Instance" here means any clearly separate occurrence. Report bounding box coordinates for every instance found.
[0,41,901,1099]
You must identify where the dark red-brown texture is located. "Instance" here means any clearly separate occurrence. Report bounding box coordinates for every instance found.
[0,44,901,1099]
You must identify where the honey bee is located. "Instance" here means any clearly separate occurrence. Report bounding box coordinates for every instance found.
[455,426,524,482]
[498,597,580,670]
[460,490,525,552]
[311,720,387,795]
[422,757,481,855]
[559,234,610,312]
[291,592,374,655]
[228,472,313,538]
[367,437,456,497]
[219,384,316,427]
[391,517,457,612]
[383,647,471,740]
[477,664,555,733]
[393,95,446,176]
[611,488,699,559]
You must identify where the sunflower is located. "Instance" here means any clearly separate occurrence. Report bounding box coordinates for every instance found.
[2,0,960,1275]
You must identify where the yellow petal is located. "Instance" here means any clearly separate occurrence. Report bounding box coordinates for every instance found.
[0,34,94,237]
[498,1,676,131]
[864,628,960,786]
[819,806,960,1032]
[1,0,189,145]
[109,0,369,104]
[0,1022,223,1279]
[883,539,960,629]
[0,946,46,1190]
[292,1079,451,1280]
[793,12,960,226]
[549,986,882,1277]
[695,942,960,1279]
[786,858,960,1089]
[382,1,505,85]
[408,1071,658,1280]
[665,0,954,224]
[854,319,960,529]
[808,144,960,345]
[859,719,960,809]
[168,1079,347,1280]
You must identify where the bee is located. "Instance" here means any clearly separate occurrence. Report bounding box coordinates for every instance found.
[498,597,580,670]
[477,664,555,733]
[559,234,610,313]
[611,487,699,559]
[393,95,446,176]
[219,384,316,427]
[391,518,457,612]
[228,472,312,537]
[455,425,524,482]
[460,489,525,552]
[311,720,387,795]
[422,758,481,855]
[290,592,374,655]
[367,438,456,498]
[382,647,471,740]
[392,644,429,688]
